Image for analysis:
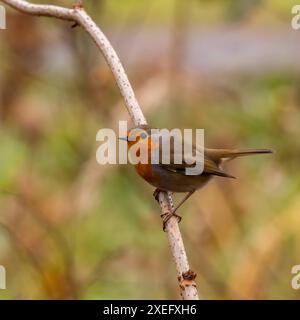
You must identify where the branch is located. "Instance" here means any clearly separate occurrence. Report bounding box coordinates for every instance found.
[1,0,199,300]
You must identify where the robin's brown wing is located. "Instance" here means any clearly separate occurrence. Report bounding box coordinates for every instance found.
[160,154,235,178]
[154,134,235,178]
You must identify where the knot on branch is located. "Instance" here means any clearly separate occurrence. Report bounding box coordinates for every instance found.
[178,269,197,290]
[182,269,197,281]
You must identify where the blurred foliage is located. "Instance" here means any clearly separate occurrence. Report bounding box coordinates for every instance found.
[0,0,299,299]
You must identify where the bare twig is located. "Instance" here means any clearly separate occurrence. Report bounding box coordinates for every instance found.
[1,0,199,299]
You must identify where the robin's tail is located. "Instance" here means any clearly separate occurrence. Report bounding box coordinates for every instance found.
[206,148,273,161]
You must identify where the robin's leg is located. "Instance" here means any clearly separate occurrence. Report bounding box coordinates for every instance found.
[161,191,195,230]
[153,189,180,230]
[161,191,182,231]
[167,191,182,222]
[172,190,195,215]
[153,188,162,202]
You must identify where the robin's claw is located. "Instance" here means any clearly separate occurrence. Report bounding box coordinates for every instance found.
[161,210,182,231]
[153,188,161,202]
[174,212,182,223]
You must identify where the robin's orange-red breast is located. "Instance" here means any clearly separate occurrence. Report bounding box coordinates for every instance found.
[120,125,272,229]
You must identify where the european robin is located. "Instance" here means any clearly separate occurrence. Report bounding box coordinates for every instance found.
[120,125,272,230]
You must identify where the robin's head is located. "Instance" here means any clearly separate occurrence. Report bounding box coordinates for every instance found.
[119,125,152,148]
[119,126,160,164]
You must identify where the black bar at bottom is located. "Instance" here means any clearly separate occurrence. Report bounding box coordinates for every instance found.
[0,300,298,318]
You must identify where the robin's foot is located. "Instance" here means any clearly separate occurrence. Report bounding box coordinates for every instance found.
[161,210,182,231]
[153,188,161,202]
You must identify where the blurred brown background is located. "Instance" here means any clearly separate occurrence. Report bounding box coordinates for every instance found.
[0,0,300,299]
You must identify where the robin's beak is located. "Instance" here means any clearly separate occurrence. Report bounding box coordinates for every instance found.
[118,137,128,141]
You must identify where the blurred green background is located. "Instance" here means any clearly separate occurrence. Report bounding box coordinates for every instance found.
[0,0,300,299]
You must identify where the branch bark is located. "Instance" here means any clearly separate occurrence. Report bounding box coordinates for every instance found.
[1,0,199,300]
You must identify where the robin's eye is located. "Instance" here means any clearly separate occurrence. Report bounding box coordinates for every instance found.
[140,132,147,140]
